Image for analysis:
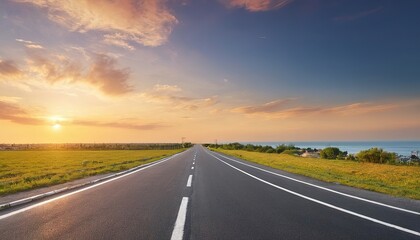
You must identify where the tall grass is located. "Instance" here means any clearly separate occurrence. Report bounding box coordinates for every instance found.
[213,149,420,200]
[0,149,183,195]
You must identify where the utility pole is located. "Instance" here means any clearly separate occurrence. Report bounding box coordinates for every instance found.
[181,137,186,148]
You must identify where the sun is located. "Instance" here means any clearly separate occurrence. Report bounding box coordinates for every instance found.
[49,116,64,130]
[52,123,61,130]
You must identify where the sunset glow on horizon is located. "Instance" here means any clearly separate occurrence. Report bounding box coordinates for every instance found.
[0,0,419,143]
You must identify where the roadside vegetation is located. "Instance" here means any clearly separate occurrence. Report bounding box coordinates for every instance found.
[206,143,419,165]
[211,148,420,199]
[0,149,185,196]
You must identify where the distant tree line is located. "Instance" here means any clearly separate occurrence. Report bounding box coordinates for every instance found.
[0,143,193,151]
[204,142,304,155]
[205,143,419,165]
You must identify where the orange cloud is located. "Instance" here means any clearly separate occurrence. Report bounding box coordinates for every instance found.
[17,0,178,47]
[0,59,23,78]
[140,84,219,110]
[86,54,132,95]
[0,101,44,125]
[22,48,132,95]
[72,120,166,130]
[232,98,295,114]
[223,0,293,12]
[0,97,168,130]
[0,100,165,130]
[232,99,396,119]
[324,102,396,115]
[103,34,135,51]
[26,48,83,84]
[153,84,182,92]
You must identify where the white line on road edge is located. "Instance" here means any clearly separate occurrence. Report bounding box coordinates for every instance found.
[208,152,420,237]
[171,197,189,240]
[186,175,193,187]
[0,151,186,220]
[211,151,420,216]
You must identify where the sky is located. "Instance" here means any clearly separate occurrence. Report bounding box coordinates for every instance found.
[0,0,419,143]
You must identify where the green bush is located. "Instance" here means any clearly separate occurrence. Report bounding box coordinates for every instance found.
[347,154,357,161]
[244,144,255,151]
[320,147,342,159]
[275,144,295,153]
[356,148,398,164]
[266,148,275,153]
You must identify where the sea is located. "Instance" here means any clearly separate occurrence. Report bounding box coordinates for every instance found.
[240,141,420,157]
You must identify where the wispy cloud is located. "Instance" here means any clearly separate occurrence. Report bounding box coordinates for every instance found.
[324,102,395,115]
[16,0,178,47]
[232,99,396,119]
[25,48,83,84]
[334,6,383,21]
[153,84,182,92]
[8,47,133,96]
[0,59,23,77]
[140,84,219,111]
[0,100,164,130]
[222,0,293,12]
[86,54,132,95]
[0,96,22,103]
[0,101,44,125]
[72,120,166,130]
[16,38,44,49]
[232,98,295,114]
[103,34,135,51]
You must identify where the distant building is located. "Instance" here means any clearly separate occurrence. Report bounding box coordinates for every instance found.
[301,151,320,158]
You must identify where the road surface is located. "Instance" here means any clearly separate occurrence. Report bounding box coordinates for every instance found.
[0,145,419,239]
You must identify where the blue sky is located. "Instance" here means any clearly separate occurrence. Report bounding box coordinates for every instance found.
[169,0,420,101]
[0,0,419,143]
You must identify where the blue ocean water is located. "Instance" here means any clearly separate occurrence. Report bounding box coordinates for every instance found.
[241,141,420,157]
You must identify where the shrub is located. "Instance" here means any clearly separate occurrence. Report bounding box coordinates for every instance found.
[347,154,356,161]
[244,144,255,151]
[275,144,295,153]
[266,148,275,153]
[356,148,398,164]
[337,151,348,160]
[320,147,342,159]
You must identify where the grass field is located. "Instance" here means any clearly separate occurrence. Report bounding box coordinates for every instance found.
[0,149,184,196]
[212,149,420,200]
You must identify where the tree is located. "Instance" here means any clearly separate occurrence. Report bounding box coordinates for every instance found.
[320,147,342,159]
[275,144,295,153]
[266,148,275,153]
[356,148,398,164]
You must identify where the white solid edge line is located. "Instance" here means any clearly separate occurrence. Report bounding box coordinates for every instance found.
[211,151,420,216]
[208,152,420,237]
[171,197,189,240]
[186,175,193,187]
[0,151,185,220]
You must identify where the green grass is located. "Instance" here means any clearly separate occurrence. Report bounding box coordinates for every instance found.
[0,149,184,195]
[212,149,420,200]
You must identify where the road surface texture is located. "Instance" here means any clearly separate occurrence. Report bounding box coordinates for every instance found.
[0,145,419,240]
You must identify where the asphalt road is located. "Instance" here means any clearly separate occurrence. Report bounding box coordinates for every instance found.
[0,145,419,239]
